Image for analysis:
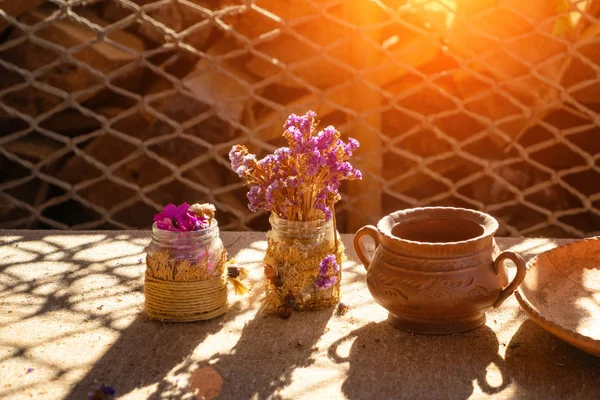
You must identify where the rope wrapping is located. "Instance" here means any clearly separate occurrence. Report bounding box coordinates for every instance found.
[264,242,344,313]
[263,215,344,313]
[144,224,230,322]
[144,273,228,322]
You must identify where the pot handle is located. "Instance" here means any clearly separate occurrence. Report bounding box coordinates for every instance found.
[353,225,381,271]
[492,251,527,308]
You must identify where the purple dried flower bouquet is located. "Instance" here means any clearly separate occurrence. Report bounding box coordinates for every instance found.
[229,110,361,221]
[229,111,361,315]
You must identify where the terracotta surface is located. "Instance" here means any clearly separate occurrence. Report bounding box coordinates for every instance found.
[516,236,600,357]
[1,231,599,399]
[354,208,527,334]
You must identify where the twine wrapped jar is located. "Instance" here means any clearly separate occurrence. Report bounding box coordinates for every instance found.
[263,214,344,315]
[144,220,228,322]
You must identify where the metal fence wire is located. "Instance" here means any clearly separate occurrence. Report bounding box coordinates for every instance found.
[1,0,599,236]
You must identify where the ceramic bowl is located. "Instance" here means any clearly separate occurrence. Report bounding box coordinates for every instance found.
[515,237,600,357]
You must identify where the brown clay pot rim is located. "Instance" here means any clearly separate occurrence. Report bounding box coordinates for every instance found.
[377,207,499,247]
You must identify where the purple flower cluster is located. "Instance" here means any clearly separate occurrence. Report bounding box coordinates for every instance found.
[229,110,362,221]
[315,275,337,290]
[315,254,340,290]
[153,203,209,232]
[318,254,340,275]
[229,146,256,179]
[88,384,116,400]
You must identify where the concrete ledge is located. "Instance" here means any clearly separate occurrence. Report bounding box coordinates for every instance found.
[0,231,598,399]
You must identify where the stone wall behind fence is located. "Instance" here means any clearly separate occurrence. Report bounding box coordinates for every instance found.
[1,0,600,236]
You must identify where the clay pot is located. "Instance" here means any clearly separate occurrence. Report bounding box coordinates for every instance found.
[354,207,526,334]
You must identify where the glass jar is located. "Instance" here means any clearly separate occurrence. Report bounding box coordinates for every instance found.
[146,220,225,281]
[263,214,344,313]
[145,220,228,321]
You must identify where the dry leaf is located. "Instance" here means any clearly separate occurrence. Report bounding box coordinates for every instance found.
[189,367,223,400]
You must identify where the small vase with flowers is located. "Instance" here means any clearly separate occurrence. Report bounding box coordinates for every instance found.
[229,111,361,317]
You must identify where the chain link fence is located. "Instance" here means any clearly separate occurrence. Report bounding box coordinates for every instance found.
[1,0,599,236]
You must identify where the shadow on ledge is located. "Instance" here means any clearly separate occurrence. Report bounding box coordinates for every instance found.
[109,306,335,399]
[206,307,334,399]
[328,321,509,400]
[506,319,600,399]
[68,305,240,399]
[136,306,334,399]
